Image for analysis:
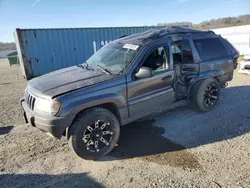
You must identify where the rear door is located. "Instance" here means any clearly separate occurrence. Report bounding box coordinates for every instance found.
[171,37,199,83]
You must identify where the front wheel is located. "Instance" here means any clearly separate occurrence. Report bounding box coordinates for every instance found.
[190,78,221,112]
[68,108,120,160]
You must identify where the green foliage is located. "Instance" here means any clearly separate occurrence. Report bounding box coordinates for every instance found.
[1,14,250,50]
[157,14,250,30]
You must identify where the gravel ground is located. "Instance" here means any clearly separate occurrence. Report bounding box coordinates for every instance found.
[0,58,250,188]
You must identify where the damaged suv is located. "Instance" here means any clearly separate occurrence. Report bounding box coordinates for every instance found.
[21,27,239,160]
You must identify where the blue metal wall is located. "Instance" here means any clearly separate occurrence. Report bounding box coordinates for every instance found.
[15,26,165,79]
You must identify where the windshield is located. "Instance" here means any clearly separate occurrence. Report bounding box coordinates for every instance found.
[86,42,140,74]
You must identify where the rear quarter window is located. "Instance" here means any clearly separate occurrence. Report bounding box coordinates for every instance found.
[194,38,229,61]
[220,37,239,58]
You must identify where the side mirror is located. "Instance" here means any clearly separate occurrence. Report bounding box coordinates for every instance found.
[135,67,153,79]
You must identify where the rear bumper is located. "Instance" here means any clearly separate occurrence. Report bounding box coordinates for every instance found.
[20,98,75,139]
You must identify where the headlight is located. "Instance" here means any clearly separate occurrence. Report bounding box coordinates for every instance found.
[34,98,61,116]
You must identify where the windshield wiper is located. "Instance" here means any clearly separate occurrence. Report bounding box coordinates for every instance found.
[77,62,89,69]
[96,65,112,75]
[118,68,125,74]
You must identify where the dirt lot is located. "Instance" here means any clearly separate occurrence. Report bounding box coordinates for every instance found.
[0,58,250,188]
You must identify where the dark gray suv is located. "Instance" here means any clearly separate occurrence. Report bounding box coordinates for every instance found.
[21,27,239,160]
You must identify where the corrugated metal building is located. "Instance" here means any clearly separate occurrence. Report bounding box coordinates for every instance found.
[212,25,250,56]
[15,26,165,79]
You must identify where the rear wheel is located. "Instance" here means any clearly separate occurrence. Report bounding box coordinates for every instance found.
[68,108,120,160]
[190,78,221,112]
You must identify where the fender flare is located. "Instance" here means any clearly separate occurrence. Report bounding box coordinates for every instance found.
[60,93,126,117]
[187,72,223,98]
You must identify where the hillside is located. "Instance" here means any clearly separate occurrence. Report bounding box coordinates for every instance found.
[157,14,250,30]
[0,42,16,51]
[0,14,250,51]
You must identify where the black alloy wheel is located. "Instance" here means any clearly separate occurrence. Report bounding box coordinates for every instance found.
[190,78,221,112]
[69,107,120,160]
[203,83,219,108]
[83,120,114,152]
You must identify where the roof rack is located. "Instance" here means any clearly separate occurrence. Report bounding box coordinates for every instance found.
[148,26,215,39]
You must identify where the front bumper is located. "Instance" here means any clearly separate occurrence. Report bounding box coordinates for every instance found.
[20,98,75,139]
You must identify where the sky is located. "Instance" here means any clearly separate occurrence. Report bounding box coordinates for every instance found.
[0,0,249,42]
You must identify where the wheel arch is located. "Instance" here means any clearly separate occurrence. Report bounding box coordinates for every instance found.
[189,76,221,112]
[187,75,220,98]
[65,102,121,139]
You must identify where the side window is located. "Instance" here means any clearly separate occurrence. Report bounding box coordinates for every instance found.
[182,40,194,63]
[171,39,194,64]
[171,41,181,54]
[193,38,229,61]
[142,46,171,72]
[171,41,182,64]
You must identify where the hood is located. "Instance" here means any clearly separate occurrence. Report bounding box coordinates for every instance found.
[28,65,115,97]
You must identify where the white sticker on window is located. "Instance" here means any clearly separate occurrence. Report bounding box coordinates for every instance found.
[123,44,139,50]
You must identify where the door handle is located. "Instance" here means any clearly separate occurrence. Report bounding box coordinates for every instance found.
[162,75,172,81]
[182,67,196,72]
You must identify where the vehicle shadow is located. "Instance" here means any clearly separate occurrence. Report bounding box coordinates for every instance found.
[0,173,103,188]
[110,120,201,169]
[0,126,14,136]
[108,85,250,167]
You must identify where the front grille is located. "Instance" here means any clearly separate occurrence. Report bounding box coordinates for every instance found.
[25,92,36,110]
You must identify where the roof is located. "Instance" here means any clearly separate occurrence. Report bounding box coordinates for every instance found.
[160,26,214,35]
[117,26,215,45]
[0,50,16,58]
[116,29,159,45]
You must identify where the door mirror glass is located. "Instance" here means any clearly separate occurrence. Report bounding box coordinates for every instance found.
[135,67,153,79]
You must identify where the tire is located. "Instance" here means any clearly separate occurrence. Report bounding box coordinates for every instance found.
[190,78,221,112]
[68,107,120,160]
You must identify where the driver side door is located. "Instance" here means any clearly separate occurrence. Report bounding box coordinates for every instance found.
[127,44,176,119]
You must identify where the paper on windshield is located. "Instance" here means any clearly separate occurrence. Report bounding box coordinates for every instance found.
[123,44,139,50]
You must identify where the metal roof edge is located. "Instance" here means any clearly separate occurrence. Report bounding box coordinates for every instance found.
[15,26,165,31]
